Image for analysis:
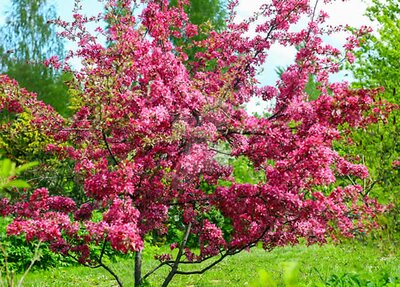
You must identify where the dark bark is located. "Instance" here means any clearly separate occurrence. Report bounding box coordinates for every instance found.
[134,250,143,287]
[99,263,124,287]
[161,223,192,287]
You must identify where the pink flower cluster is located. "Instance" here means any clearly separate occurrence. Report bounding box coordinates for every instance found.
[0,0,389,268]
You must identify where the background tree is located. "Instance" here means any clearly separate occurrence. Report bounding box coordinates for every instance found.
[351,0,400,96]
[343,0,400,246]
[169,0,226,63]
[0,0,70,116]
[170,0,226,32]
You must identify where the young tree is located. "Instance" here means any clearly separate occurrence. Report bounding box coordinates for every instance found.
[0,0,70,116]
[0,0,390,286]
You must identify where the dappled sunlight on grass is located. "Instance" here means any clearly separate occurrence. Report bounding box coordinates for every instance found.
[20,241,400,286]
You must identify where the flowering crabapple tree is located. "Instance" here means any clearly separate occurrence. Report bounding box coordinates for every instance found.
[0,0,390,286]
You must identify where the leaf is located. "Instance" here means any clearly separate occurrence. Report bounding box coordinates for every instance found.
[2,179,31,189]
[0,158,13,178]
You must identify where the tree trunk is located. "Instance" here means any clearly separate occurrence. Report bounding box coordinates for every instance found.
[134,250,143,287]
[161,223,192,287]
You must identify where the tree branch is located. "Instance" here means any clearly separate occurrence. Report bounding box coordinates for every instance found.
[99,238,107,262]
[175,253,228,275]
[161,222,192,287]
[102,130,119,165]
[98,262,124,287]
[142,261,173,281]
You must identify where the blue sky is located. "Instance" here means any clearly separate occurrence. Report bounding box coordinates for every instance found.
[0,0,375,113]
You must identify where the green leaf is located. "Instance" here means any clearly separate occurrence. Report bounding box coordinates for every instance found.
[0,158,13,178]
[2,179,30,189]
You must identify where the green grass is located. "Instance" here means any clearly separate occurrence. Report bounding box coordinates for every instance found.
[16,241,400,286]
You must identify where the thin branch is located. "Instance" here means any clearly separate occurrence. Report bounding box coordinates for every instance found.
[98,262,123,287]
[175,253,228,275]
[362,180,378,197]
[66,238,122,286]
[232,23,277,91]
[143,261,171,281]
[346,175,357,186]
[267,106,286,121]
[210,148,233,156]
[307,0,320,40]
[99,239,107,262]
[0,241,12,287]
[173,243,257,276]
[102,130,119,165]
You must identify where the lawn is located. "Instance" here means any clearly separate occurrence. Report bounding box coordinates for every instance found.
[19,240,400,287]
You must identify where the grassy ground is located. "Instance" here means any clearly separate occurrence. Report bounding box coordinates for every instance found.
[18,241,400,287]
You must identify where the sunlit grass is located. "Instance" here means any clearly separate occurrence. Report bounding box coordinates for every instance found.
[20,241,400,286]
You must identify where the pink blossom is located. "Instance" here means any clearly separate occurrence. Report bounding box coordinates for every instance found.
[44,55,62,69]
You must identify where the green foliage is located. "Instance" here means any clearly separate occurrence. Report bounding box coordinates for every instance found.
[4,63,72,117]
[351,0,400,98]
[172,0,226,32]
[0,218,67,273]
[345,0,400,247]
[2,112,43,155]
[322,272,400,287]
[230,156,266,184]
[0,89,83,200]
[304,74,321,101]
[335,119,400,203]
[169,0,227,62]
[0,154,38,208]
[0,110,57,164]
